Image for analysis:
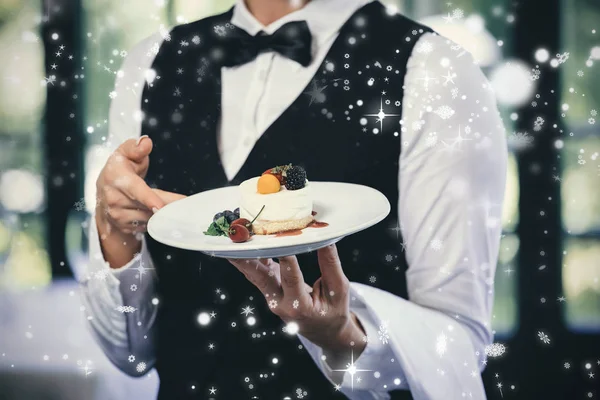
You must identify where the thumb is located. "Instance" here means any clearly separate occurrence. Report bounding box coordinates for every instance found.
[118,135,153,163]
[152,188,187,205]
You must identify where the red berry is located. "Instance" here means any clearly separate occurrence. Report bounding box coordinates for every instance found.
[229,224,250,243]
[262,165,291,185]
[262,170,285,185]
[231,218,252,231]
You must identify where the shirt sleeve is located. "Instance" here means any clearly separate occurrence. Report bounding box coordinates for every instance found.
[79,31,164,377]
[300,32,508,400]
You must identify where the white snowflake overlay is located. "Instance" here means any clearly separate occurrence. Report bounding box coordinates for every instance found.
[485,342,506,358]
[434,105,455,120]
[537,331,551,344]
[378,321,390,344]
[296,388,308,399]
[430,238,444,251]
[115,305,137,313]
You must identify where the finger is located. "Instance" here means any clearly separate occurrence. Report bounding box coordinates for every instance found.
[278,256,310,301]
[117,136,153,163]
[103,155,148,186]
[119,222,149,235]
[120,174,165,212]
[105,208,153,228]
[228,258,282,299]
[317,243,348,294]
[152,188,187,204]
[310,277,325,310]
[100,185,154,211]
[312,277,324,299]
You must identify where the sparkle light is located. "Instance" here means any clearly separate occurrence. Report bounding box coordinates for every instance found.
[363,98,400,132]
[284,322,299,335]
[332,350,372,391]
[385,5,399,15]
[132,260,155,284]
[79,361,93,377]
[489,60,535,107]
[144,68,157,85]
[535,48,550,63]
[197,312,210,326]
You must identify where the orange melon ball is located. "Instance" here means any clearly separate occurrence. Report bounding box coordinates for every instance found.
[257,174,281,194]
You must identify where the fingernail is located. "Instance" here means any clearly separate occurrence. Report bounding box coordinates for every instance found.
[152,207,159,213]
[136,135,149,146]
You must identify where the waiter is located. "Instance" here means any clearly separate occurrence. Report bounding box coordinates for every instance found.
[82,0,508,399]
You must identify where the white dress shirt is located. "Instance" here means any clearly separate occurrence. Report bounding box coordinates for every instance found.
[80,0,508,399]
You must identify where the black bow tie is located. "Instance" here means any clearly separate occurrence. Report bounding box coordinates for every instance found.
[222,20,313,68]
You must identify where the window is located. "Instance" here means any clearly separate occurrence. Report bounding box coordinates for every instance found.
[561,0,600,331]
[0,1,50,289]
[82,0,171,149]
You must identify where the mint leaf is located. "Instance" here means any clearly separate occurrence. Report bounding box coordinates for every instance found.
[214,216,230,235]
[215,216,228,227]
[203,216,231,237]
[203,223,222,236]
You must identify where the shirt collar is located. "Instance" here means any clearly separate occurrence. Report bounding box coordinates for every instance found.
[231,0,374,45]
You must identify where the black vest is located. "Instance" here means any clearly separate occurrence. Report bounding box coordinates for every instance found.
[142,2,432,399]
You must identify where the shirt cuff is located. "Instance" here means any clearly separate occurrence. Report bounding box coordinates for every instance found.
[298,288,405,394]
[323,288,408,392]
[86,213,156,305]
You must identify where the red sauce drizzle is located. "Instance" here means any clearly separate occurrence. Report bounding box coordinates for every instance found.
[308,220,329,228]
[275,229,303,237]
[273,216,329,237]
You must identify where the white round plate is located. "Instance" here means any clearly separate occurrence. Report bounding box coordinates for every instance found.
[147,181,390,259]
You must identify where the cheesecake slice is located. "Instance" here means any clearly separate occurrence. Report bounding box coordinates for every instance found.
[238,175,314,235]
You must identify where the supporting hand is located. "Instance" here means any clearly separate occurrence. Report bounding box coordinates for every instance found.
[228,243,366,367]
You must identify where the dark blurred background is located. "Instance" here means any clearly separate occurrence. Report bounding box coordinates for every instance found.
[0,0,598,399]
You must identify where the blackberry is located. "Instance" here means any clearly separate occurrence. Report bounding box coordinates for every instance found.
[224,210,237,224]
[285,165,307,190]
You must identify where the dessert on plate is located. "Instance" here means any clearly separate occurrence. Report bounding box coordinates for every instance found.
[239,164,313,235]
[203,164,326,243]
